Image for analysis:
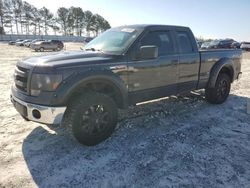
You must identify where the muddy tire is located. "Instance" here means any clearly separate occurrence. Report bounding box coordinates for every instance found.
[62,92,118,146]
[205,73,231,104]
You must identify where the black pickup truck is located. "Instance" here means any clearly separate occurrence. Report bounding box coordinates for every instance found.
[11,25,242,145]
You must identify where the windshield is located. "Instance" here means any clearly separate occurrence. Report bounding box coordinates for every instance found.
[83,27,142,55]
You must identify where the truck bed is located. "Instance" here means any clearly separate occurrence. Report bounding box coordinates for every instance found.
[198,49,242,88]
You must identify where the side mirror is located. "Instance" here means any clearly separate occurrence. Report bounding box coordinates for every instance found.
[139,45,158,60]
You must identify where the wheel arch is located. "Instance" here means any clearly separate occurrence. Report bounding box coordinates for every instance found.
[54,71,128,109]
[207,58,235,88]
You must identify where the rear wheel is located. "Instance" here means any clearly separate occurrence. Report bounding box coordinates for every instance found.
[40,47,44,52]
[205,73,231,104]
[63,92,118,146]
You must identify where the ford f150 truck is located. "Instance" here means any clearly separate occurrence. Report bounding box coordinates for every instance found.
[11,25,242,146]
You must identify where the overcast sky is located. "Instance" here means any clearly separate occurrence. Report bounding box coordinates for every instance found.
[25,0,250,41]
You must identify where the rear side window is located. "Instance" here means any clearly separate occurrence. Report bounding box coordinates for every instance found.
[140,31,175,56]
[177,31,193,53]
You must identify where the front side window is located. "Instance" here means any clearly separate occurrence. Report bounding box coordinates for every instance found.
[140,31,175,56]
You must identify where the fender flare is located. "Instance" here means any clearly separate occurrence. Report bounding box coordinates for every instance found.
[207,58,235,88]
[52,69,128,108]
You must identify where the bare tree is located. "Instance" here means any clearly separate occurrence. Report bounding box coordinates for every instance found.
[69,7,84,36]
[40,7,53,35]
[57,7,69,35]
[2,0,14,34]
[0,0,4,34]
[1,0,111,36]
[66,9,74,35]
[52,25,60,35]
[30,7,43,35]
[83,10,93,36]
[10,0,23,34]
[87,14,111,36]
[22,1,33,34]
[49,18,60,35]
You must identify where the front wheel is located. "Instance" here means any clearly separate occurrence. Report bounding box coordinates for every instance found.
[63,92,118,146]
[205,73,231,104]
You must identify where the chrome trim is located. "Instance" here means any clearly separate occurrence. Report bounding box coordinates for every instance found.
[11,95,66,125]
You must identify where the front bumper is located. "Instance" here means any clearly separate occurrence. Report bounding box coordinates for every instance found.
[30,45,38,50]
[11,95,66,125]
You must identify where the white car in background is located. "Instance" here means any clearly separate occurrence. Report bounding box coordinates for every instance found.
[200,41,211,49]
[241,42,250,51]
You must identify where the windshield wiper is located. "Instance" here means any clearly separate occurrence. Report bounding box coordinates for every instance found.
[85,48,103,53]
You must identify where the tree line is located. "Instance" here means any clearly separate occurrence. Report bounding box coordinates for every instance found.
[0,0,111,36]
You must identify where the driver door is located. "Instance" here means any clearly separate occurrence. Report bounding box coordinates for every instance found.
[127,30,179,103]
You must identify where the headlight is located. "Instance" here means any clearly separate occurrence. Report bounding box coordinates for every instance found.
[30,74,62,96]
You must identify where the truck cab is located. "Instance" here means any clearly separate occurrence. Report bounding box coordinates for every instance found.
[125,25,200,103]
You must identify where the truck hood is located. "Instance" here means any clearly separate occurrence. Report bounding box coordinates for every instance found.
[18,51,119,69]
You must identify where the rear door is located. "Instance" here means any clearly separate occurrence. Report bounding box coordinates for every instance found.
[51,41,59,49]
[127,30,179,103]
[48,42,55,50]
[174,30,200,92]
[42,42,49,50]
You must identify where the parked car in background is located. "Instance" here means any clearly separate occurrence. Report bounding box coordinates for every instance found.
[207,40,220,49]
[240,42,250,51]
[197,41,203,48]
[209,39,235,49]
[8,39,23,45]
[25,39,45,47]
[218,39,235,48]
[231,42,241,49]
[16,39,32,46]
[51,40,64,49]
[30,40,64,52]
[81,37,95,49]
[8,41,16,45]
[200,41,211,49]
[83,37,94,44]
[24,41,31,47]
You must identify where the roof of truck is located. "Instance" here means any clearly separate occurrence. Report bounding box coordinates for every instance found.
[114,24,190,31]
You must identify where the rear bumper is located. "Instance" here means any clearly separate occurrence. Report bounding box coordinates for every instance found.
[11,95,66,125]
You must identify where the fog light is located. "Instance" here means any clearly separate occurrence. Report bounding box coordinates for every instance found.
[32,109,41,119]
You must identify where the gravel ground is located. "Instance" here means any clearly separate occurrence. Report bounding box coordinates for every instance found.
[0,42,250,188]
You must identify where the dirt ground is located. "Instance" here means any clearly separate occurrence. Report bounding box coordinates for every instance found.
[0,42,250,188]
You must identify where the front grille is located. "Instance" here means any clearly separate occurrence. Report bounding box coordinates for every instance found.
[14,65,30,92]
